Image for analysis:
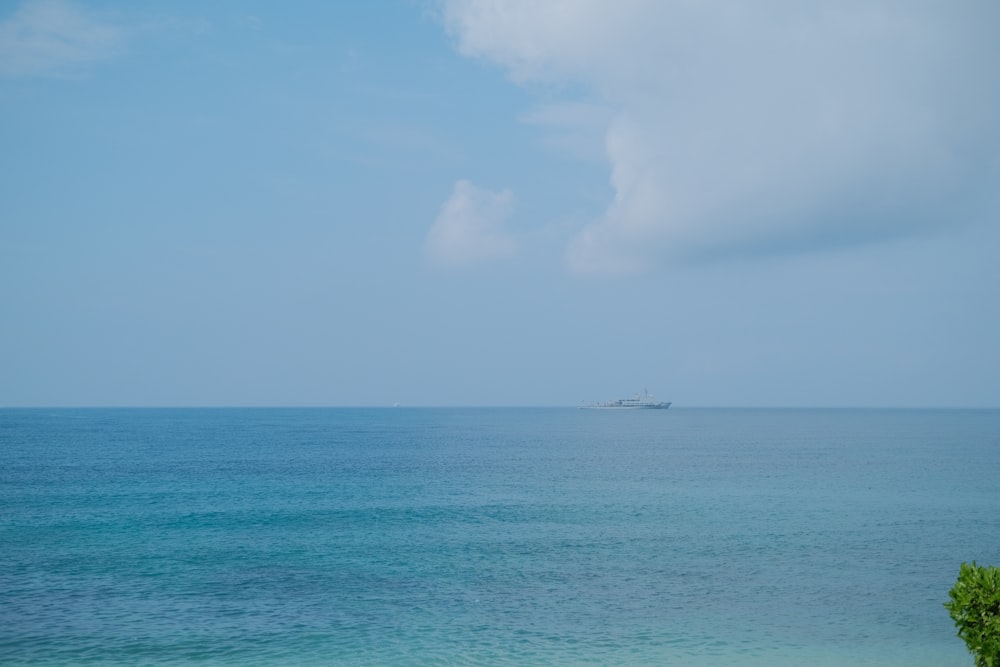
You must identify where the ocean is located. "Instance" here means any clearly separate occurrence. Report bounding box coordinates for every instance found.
[1,407,998,666]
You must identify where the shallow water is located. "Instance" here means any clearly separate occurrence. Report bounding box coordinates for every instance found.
[2,407,998,665]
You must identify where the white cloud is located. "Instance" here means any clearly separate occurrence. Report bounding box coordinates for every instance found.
[0,0,122,78]
[425,180,517,268]
[443,0,1000,273]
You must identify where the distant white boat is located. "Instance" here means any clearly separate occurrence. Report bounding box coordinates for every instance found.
[581,389,671,410]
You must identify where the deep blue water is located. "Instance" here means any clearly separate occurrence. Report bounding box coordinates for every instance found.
[1,407,998,665]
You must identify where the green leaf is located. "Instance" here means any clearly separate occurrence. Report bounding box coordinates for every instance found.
[946,562,1000,667]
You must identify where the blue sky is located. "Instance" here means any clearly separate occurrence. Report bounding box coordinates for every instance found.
[2,0,998,407]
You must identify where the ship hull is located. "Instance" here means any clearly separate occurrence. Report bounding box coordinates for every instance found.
[581,402,671,410]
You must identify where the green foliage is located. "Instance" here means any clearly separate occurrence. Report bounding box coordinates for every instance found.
[946,562,1000,667]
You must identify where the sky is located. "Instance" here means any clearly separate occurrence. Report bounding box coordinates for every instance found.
[1,0,998,408]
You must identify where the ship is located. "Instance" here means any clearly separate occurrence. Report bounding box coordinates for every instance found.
[581,389,671,410]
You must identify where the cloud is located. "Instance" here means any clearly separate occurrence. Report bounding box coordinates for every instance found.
[0,0,122,78]
[425,180,517,268]
[443,0,1000,273]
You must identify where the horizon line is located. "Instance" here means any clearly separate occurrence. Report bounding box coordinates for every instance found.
[1,404,997,411]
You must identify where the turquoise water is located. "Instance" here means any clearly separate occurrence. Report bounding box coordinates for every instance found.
[1,407,998,665]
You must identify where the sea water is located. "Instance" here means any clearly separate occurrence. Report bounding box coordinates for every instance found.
[1,407,998,666]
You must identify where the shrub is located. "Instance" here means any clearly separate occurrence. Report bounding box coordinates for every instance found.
[945,562,1000,667]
